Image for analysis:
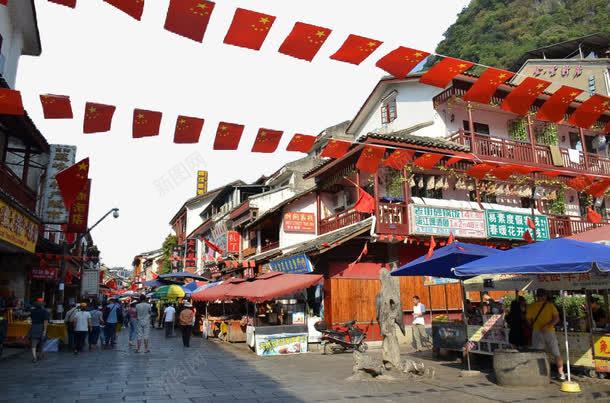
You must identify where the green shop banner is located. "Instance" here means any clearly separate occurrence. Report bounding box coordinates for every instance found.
[485,210,549,240]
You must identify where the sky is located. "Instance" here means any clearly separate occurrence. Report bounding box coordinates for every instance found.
[18,0,471,268]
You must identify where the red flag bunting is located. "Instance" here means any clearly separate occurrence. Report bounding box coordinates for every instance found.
[527,217,536,230]
[203,238,224,254]
[412,153,443,170]
[567,94,610,129]
[536,85,583,122]
[446,153,473,167]
[40,94,73,119]
[566,175,593,192]
[586,179,610,198]
[330,34,382,65]
[132,109,162,138]
[376,47,429,78]
[489,165,523,180]
[164,0,215,42]
[466,163,496,180]
[540,170,562,177]
[83,102,116,133]
[251,128,283,153]
[447,232,455,245]
[104,0,144,20]
[0,88,24,115]
[354,188,375,214]
[356,145,385,174]
[286,134,316,153]
[501,77,551,116]
[426,236,436,260]
[55,158,89,209]
[419,57,474,88]
[383,149,414,170]
[522,230,534,243]
[320,139,351,159]
[49,0,77,8]
[223,8,276,51]
[587,207,603,224]
[278,22,331,62]
[463,68,514,104]
[67,180,91,233]
[174,115,204,144]
[213,122,244,150]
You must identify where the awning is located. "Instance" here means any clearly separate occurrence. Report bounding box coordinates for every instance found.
[225,272,323,303]
[568,225,610,245]
[192,277,247,302]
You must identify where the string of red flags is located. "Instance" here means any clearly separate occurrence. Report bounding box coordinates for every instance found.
[0,88,24,115]
[48,0,77,8]
[383,149,415,170]
[320,139,351,159]
[536,86,583,123]
[419,57,474,88]
[286,134,317,153]
[40,94,73,119]
[466,163,496,180]
[375,47,429,78]
[567,95,610,129]
[55,157,89,209]
[83,102,116,133]
[462,68,514,104]
[356,145,386,174]
[164,0,215,43]
[251,129,283,153]
[223,8,276,51]
[132,109,162,138]
[104,0,144,20]
[330,34,383,66]
[213,122,244,150]
[174,116,204,144]
[412,153,444,170]
[500,77,551,116]
[279,22,332,62]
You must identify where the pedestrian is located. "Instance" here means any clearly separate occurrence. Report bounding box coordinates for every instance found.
[135,295,152,353]
[526,289,565,380]
[150,301,158,329]
[127,301,138,347]
[179,301,195,348]
[89,305,104,350]
[64,302,78,351]
[506,296,530,348]
[103,297,122,349]
[72,303,92,354]
[163,303,176,338]
[28,298,49,363]
[411,295,430,352]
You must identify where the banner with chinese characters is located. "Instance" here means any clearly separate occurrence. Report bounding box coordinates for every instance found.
[31,267,58,281]
[485,210,549,240]
[283,212,315,233]
[67,179,90,233]
[40,144,76,223]
[0,198,39,253]
[227,230,241,254]
[255,333,308,356]
[464,270,610,292]
[184,238,197,271]
[269,253,313,274]
[196,170,208,196]
[409,205,486,238]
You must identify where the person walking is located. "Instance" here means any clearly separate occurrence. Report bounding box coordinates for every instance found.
[89,305,104,350]
[72,303,92,354]
[526,289,565,380]
[150,302,158,329]
[506,296,530,348]
[179,302,195,348]
[28,298,49,363]
[64,303,78,351]
[127,301,138,347]
[412,295,430,352]
[163,303,176,338]
[103,298,122,349]
[135,295,152,353]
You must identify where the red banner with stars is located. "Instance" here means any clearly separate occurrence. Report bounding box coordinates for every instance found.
[67,179,91,233]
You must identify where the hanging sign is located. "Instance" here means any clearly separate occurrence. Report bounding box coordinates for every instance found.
[283,212,315,233]
[196,170,208,195]
[269,253,313,274]
[227,231,241,254]
[40,144,76,224]
[485,210,550,240]
[0,199,39,253]
[409,205,486,239]
[31,267,58,281]
[66,179,91,233]
[184,238,197,271]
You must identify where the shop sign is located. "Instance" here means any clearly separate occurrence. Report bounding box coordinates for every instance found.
[485,210,549,240]
[31,267,58,281]
[255,333,308,356]
[423,276,459,286]
[269,253,313,274]
[0,199,39,253]
[196,170,208,196]
[184,238,197,270]
[283,212,315,233]
[594,334,610,359]
[40,144,76,224]
[210,219,228,253]
[409,205,486,239]
[227,231,240,254]
[67,179,91,233]
[81,270,99,297]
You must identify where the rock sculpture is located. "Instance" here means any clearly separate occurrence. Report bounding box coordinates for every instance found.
[376,268,405,370]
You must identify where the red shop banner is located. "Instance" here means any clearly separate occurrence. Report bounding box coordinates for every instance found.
[31,267,58,281]
[67,179,91,233]
[184,238,197,270]
[283,212,315,233]
[227,231,241,254]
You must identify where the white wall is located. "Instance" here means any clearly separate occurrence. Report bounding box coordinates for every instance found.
[279,194,317,248]
[250,187,295,215]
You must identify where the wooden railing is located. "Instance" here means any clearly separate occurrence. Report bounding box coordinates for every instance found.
[0,164,37,211]
[319,210,367,235]
[548,216,609,238]
[260,241,280,253]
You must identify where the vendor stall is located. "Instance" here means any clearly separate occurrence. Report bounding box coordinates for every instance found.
[6,319,68,345]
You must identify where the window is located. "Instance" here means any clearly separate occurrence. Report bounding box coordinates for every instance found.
[463,121,490,135]
[381,96,397,124]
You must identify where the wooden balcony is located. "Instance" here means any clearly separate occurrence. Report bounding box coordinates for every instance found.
[0,163,37,212]
[319,210,368,235]
[260,241,279,253]
[377,202,409,235]
[242,246,257,258]
[548,216,609,238]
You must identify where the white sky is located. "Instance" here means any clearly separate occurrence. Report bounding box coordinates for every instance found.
[18,0,470,268]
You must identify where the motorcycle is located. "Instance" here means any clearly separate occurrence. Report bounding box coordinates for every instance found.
[314,320,368,354]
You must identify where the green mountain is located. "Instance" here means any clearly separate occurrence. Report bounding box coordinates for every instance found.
[435,0,610,70]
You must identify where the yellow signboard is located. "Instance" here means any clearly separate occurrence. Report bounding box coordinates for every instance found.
[197,170,208,196]
[0,199,39,253]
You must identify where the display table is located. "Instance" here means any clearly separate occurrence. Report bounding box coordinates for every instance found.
[6,321,68,345]
[252,325,309,356]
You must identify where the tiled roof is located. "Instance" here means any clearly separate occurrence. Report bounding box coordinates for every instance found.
[358,131,469,152]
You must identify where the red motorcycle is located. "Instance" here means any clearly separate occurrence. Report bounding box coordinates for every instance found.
[314,320,368,355]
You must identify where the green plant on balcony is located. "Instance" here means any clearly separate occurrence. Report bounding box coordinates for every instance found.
[508,118,528,142]
[536,123,558,146]
[385,169,404,199]
[549,188,566,216]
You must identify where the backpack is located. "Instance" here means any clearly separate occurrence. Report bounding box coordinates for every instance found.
[179,309,194,326]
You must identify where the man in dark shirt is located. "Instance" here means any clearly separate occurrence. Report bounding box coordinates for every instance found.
[29,299,49,362]
[592,299,608,328]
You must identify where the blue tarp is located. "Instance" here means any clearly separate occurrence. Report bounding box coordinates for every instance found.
[454,238,610,277]
[391,242,502,279]
[182,282,199,293]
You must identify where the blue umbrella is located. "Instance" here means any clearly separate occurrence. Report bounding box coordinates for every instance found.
[182,282,199,293]
[391,242,502,279]
[454,238,610,277]
[159,272,208,281]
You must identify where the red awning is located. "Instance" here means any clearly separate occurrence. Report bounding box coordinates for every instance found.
[192,277,246,302]
[225,272,323,303]
[568,225,610,243]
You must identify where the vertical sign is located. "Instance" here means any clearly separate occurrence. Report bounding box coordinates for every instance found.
[67,179,91,233]
[184,238,197,272]
[41,145,76,223]
[197,170,208,196]
[227,230,241,254]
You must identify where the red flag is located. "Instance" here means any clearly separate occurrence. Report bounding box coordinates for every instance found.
[104,0,144,20]
[223,8,276,51]
[356,145,385,174]
[286,134,316,153]
[174,115,204,144]
[352,242,369,265]
[67,179,91,233]
[0,88,24,115]
[0,1,6,5]
[501,77,551,115]
[40,94,73,119]
[213,122,244,150]
[330,34,382,65]
[412,153,443,170]
[466,163,496,180]
[251,128,283,153]
[383,149,414,170]
[586,179,610,198]
[446,154,472,167]
[426,236,436,260]
[527,217,536,230]
[164,0,215,42]
[49,0,77,8]
[278,22,331,62]
[536,85,583,122]
[568,94,610,129]
[132,109,162,138]
[587,207,603,224]
[490,165,519,180]
[354,188,375,214]
[463,68,514,104]
[522,230,534,244]
[567,175,593,192]
[65,270,73,284]
[202,238,224,254]
[447,232,455,245]
[376,47,429,78]
[55,158,89,209]
[83,102,116,133]
[320,139,351,159]
[420,57,474,88]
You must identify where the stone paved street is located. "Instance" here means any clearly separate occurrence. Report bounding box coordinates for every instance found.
[1,328,610,403]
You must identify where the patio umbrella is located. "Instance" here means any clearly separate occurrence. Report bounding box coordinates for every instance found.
[159,272,208,281]
[154,284,186,300]
[182,282,200,293]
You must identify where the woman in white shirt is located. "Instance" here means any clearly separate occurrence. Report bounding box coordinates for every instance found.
[412,296,430,352]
